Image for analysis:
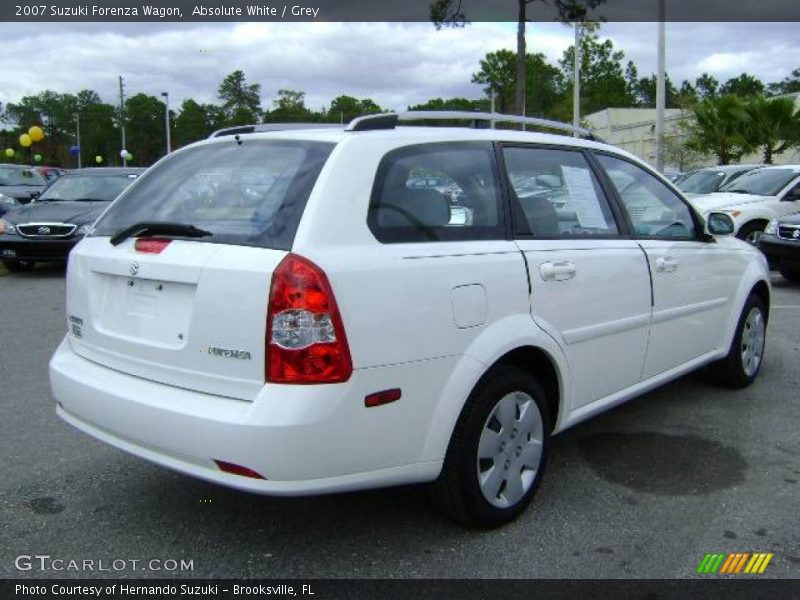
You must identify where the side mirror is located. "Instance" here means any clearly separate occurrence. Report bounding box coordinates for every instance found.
[706,212,735,236]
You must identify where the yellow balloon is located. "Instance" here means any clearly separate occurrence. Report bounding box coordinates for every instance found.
[19,134,32,147]
[28,126,44,142]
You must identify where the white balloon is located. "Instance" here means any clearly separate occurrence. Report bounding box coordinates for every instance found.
[119,149,128,158]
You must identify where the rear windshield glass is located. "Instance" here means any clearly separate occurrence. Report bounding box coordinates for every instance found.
[0,167,46,186]
[93,140,334,250]
[38,174,137,202]
[719,168,798,196]
[677,170,726,194]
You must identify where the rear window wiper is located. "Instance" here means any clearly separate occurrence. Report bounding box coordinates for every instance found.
[109,221,213,246]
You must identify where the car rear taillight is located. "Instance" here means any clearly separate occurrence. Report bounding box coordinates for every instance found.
[266,253,352,384]
[134,238,170,253]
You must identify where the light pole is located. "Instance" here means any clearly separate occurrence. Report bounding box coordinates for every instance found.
[573,21,582,137]
[74,113,82,169]
[655,0,666,172]
[161,91,171,154]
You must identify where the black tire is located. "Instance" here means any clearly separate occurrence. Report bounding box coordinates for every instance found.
[779,268,800,284]
[429,366,551,528]
[736,222,766,246]
[708,293,767,388]
[1,259,34,273]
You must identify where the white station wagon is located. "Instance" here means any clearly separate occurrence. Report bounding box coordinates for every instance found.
[50,112,770,526]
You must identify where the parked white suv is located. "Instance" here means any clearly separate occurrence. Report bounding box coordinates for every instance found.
[50,112,770,526]
[689,165,800,244]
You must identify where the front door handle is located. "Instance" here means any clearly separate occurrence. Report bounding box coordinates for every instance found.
[655,256,678,273]
[539,261,577,281]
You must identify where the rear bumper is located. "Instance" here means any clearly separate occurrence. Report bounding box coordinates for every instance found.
[758,234,800,270]
[0,236,77,262]
[49,338,445,495]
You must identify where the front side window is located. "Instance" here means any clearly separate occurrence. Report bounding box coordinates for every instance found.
[93,140,334,250]
[597,154,697,239]
[368,143,503,243]
[503,146,619,237]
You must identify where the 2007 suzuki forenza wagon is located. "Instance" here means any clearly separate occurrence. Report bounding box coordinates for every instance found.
[50,112,770,526]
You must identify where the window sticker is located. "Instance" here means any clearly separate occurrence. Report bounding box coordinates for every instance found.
[561,166,607,229]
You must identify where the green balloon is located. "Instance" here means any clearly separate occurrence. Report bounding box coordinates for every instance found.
[34,153,43,163]
[125,152,133,161]
[95,155,103,164]
[4,148,14,158]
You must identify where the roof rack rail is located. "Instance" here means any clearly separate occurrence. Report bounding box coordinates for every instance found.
[346,111,600,140]
[208,123,345,138]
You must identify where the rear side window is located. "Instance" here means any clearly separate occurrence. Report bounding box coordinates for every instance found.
[368,142,503,243]
[503,146,619,237]
[93,140,334,250]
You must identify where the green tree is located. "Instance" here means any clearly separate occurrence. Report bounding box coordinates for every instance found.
[75,90,117,167]
[720,73,765,98]
[472,50,563,117]
[695,73,719,99]
[558,28,636,115]
[264,89,318,122]
[408,97,490,111]
[433,0,602,116]
[743,95,800,164]
[218,70,262,125]
[631,73,680,108]
[125,93,168,165]
[686,95,750,165]
[472,49,517,113]
[326,95,383,123]
[174,99,213,146]
[767,68,800,96]
[676,80,698,109]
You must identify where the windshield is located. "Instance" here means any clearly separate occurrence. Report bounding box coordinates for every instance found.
[93,140,334,250]
[38,173,137,202]
[719,168,799,196]
[677,170,727,194]
[0,167,46,187]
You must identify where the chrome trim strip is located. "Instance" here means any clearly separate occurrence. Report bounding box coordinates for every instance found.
[16,222,77,238]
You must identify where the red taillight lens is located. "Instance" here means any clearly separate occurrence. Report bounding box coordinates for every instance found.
[134,238,171,253]
[266,253,352,384]
[214,460,265,479]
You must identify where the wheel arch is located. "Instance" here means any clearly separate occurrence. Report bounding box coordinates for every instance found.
[421,315,571,463]
[721,258,771,351]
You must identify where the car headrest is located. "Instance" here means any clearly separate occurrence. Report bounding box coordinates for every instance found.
[519,195,559,236]
[376,188,450,228]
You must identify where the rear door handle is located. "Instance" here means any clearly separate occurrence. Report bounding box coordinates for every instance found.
[539,261,577,281]
[655,256,678,273]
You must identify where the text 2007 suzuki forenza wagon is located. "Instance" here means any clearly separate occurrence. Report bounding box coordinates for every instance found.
[50,112,770,526]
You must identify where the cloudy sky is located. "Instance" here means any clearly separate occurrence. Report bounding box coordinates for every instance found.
[0,22,797,113]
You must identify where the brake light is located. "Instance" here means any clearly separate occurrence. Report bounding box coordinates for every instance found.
[214,460,265,479]
[266,253,352,384]
[134,238,170,253]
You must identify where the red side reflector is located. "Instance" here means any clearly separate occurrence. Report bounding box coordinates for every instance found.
[365,388,401,408]
[214,460,266,479]
[134,238,171,254]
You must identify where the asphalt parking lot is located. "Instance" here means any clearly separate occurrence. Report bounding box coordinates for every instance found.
[0,265,798,580]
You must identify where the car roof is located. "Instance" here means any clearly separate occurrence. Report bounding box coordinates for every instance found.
[196,126,616,152]
[692,164,763,173]
[751,164,800,172]
[0,163,37,170]
[64,167,146,177]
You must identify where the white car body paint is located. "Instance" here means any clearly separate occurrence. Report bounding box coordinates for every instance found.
[50,125,770,496]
